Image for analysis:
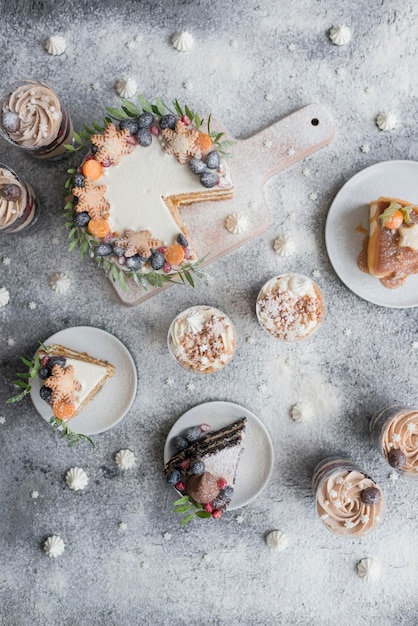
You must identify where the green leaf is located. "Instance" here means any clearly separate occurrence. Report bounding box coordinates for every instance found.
[180,514,195,526]
[15,372,30,378]
[104,116,113,126]
[92,121,104,132]
[64,201,74,210]
[194,114,203,129]
[155,97,166,116]
[207,113,212,135]
[67,168,76,174]
[173,99,183,116]
[138,95,153,113]
[12,380,29,388]
[68,227,77,240]
[106,107,129,121]
[20,356,33,368]
[68,239,79,252]
[121,98,140,116]
[174,505,191,513]
[7,389,30,403]
[64,144,77,152]
[73,131,84,145]
[83,124,95,135]
[195,511,212,519]
[183,270,195,287]
[80,240,88,258]
[173,495,190,505]
[118,270,128,290]
[185,105,194,121]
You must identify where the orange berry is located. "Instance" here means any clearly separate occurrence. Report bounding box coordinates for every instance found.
[88,218,111,238]
[384,210,403,229]
[195,132,212,152]
[165,243,185,266]
[53,401,76,422]
[82,159,103,181]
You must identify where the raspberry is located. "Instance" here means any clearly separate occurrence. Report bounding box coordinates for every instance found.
[126,134,136,145]
[181,114,191,126]
[200,423,210,432]
[203,503,213,513]
[211,509,223,519]
[156,246,167,254]
[217,478,227,490]
[150,125,160,136]
[183,247,192,260]
[117,256,126,265]
[163,262,172,274]
[175,481,186,491]
[179,460,190,470]
[40,356,51,367]
[101,159,112,167]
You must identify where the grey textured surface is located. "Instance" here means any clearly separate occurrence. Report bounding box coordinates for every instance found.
[1,1,418,625]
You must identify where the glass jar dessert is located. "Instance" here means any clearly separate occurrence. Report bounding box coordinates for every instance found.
[0,79,73,160]
[0,163,39,232]
[256,273,325,341]
[167,305,237,374]
[312,457,384,537]
[370,405,418,477]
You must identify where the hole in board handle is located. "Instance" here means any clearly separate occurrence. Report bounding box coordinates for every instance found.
[311,118,319,126]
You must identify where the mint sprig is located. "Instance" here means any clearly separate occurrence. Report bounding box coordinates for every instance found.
[49,416,95,448]
[173,495,212,526]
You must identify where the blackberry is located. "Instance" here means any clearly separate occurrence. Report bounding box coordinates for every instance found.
[189,158,206,175]
[49,356,66,368]
[205,151,221,169]
[159,114,177,130]
[150,250,165,270]
[200,171,217,188]
[185,426,201,442]
[138,112,154,128]
[176,233,189,247]
[72,173,85,188]
[38,367,51,380]
[90,143,98,154]
[126,255,141,271]
[95,243,113,257]
[39,386,53,404]
[119,118,139,135]
[136,128,152,147]
[74,212,91,227]
[173,435,189,452]
[166,469,181,485]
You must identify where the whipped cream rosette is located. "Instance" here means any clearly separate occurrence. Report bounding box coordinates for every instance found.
[0,164,39,232]
[167,305,237,374]
[0,80,73,159]
[312,457,384,537]
[371,405,418,477]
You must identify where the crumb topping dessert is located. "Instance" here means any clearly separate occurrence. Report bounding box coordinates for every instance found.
[168,305,237,373]
[256,274,324,341]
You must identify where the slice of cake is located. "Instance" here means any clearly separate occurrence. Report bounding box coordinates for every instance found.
[165,418,246,519]
[66,97,233,290]
[37,344,115,421]
[358,196,418,288]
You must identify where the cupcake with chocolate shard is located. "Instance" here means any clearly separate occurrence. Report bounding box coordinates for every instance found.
[371,405,418,477]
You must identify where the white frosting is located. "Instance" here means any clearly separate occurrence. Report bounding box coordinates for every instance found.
[64,357,109,410]
[288,274,315,297]
[290,401,312,423]
[266,530,288,551]
[65,467,88,491]
[49,272,71,294]
[376,111,397,131]
[116,77,137,99]
[171,31,194,52]
[399,224,418,250]
[0,287,10,307]
[274,234,296,257]
[43,535,65,558]
[329,25,351,45]
[44,35,66,56]
[185,310,206,333]
[356,557,380,581]
[115,449,136,470]
[224,212,249,234]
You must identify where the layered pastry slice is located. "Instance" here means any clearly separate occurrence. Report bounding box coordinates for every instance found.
[358,196,418,288]
[37,344,115,421]
[165,418,247,518]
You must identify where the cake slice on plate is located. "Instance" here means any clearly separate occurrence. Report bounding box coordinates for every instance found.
[165,417,246,519]
[358,196,418,288]
[37,344,115,422]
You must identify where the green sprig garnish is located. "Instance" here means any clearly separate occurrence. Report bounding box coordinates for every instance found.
[379,201,413,227]
[49,417,95,448]
[173,495,212,526]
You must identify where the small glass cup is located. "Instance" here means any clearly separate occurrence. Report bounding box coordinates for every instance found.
[256,273,325,341]
[370,405,418,478]
[167,305,237,374]
[312,456,384,537]
[0,163,39,233]
[0,79,73,160]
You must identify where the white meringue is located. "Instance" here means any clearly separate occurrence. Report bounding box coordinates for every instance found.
[0,287,10,307]
[43,535,65,558]
[290,401,312,423]
[185,310,206,334]
[115,449,136,470]
[116,77,137,99]
[49,272,71,294]
[289,274,313,297]
[266,530,288,551]
[329,25,351,46]
[376,111,398,131]
[274,234,296,257]
[65,467,88,491]
[225,212,249,234]
[356,557,380,581]
[44,35,67,56]
[171,31,194,52]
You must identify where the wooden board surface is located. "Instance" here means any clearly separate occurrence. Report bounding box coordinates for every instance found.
[111,103,335,305]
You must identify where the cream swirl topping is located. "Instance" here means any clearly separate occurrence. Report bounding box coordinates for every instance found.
[316,470,383,536]
[3,82,62,148]
[0,168,25,227]
[381,408,418,474]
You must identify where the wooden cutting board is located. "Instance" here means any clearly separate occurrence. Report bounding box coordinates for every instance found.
[111,103,335,305]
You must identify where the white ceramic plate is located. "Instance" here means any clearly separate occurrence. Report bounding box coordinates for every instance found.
[164,400,274,511]
[30,326,137,435]
[325,160,418,308]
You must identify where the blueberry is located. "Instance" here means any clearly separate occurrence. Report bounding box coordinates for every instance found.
[126,255,141,271]
[49,356,66,368]
[223,486,234,500]
[39,386,53,404]
[205,151,221,169]
[90,143,98,154]
[173,435,189,452]
[159,114,177,130]
[177,233,189,247]
[38,367,51,380]
[136,128,152,147]
[119,118,139,135]
[200,171,217,188]
[138,112,154,128]
[73,173,85,188]
[112,246,126,257]
[190,460,205,475]
[1,183,21,201]
[388,448,406,469]
[212,486,234,507]
[166,469,181,485]
[185,426,201,442]
[360,487,381,505]
[2,111,21,133]
[150,250,165,270]
[74,212,90,227]
[189,158,206,175]
[95,243,113,257]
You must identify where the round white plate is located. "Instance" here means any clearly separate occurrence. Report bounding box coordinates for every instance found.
[325,160,418,308]
[30,326,137,436]
[164,401,274,511]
